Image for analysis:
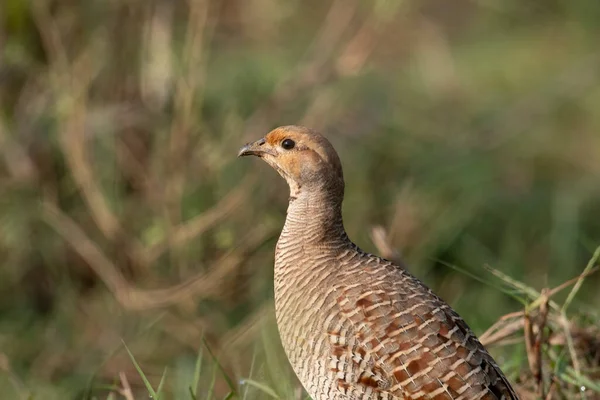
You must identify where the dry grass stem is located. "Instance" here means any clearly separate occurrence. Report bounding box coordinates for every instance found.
[164,0,212,243]
[369,225,404,266]
[145,177,254,264]
[43,197,274,310]
[118,372,135,400]
[524,289,549,397]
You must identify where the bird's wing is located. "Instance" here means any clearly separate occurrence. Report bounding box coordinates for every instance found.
[328,257,518,400]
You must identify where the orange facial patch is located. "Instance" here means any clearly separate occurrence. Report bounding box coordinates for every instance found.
[265,127,295,146]
[263,126,335,181]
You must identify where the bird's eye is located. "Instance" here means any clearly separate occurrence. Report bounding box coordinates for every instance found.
[281,139,295,150]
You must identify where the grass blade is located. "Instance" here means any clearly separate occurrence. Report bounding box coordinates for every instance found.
[562,245,600,314]
[223,391,236,400]
[191,344,204,397]
[207,363,217,400]
[122,340,157,398]
[156,367,168,399]
[437,259,527,305]
[241,379,281,399]
[202,337,238,395]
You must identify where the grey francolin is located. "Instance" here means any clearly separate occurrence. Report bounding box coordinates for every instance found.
[239,126,518,400]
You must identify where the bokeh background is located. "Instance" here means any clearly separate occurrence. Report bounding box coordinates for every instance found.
[1,0,600,399]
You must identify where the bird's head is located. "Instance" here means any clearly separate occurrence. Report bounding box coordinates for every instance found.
[238,126,344,199]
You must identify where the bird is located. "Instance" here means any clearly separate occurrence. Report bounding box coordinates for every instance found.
[238,126,518,400]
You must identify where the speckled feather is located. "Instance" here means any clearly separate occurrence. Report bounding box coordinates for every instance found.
[240,126,519,400]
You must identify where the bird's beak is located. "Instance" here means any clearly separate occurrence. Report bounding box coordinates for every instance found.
[238,137,268,157]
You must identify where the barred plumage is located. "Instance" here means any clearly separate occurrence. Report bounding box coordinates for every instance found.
[239,126,518,400]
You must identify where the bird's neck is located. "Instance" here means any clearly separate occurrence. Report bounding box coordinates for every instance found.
[280,188,349,249]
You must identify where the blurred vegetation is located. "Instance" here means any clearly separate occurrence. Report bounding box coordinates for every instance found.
[1,0,599,399]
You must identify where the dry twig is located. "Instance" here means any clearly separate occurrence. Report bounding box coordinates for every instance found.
[524,289,549,398]
[118,372,135,400]
[43,198,274,310]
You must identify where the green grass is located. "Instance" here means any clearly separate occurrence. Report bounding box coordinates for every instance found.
[1,0,600,398]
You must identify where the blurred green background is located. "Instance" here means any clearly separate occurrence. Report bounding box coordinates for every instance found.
[1,0,599,399]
